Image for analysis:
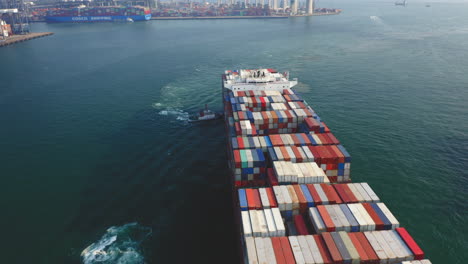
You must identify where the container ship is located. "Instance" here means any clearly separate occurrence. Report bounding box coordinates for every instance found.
[222,69,432,263]
[45,6,151,23]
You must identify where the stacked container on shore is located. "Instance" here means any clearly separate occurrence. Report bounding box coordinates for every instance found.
[222,69,430,264]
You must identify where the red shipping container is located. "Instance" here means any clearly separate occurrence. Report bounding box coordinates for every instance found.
[323,184,342,204]
[291,146,303,163]
[322,122,331,133]
[316,146,332,164]
[279,236,296,264]
[237,137,244,149]
[334,184,351,203]
[259,112,267,123]
[319,183,336,204]
[306,184,322,205]
[271,237,287,264]
[313,234,333,264]
[265,187,278,207]
[329,145,345,164]
[321,232,343,264]
[235,122,241,135]
[317,134,329,145]
[270,135,283,146]
[354,232,380,264]
[299,133,312,145]
[245,189,261,210]
[267,168,279,186]
[341,184,358,203]
[396,227,425,260]
[317,205,336,232]
[280,147,291,161]
[326,132,340,145]
[233,150,241,168]
[293,215,309,235]
[292,185,308,214]
[362,203,385,230]
[290,134,301,146]
[348,233,371,264]
[308,146,321,164]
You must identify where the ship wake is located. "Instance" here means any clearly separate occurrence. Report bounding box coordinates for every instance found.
[81,223,151,264]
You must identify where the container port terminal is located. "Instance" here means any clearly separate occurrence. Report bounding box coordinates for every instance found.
[222,69,432,263]
[0,0,53,46]
[26,0,340,22]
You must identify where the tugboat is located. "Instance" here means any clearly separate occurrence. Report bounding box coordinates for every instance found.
[188,104,223,123]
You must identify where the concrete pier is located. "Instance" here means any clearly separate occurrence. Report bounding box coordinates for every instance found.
[0,32,53,47]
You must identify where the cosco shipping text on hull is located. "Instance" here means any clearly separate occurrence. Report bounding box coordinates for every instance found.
[45,14,151,22]
[222,69,432,264]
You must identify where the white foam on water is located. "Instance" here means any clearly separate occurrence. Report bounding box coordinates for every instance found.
[157,108,189,122]
[81,223,151,264]
[152,102,163,108]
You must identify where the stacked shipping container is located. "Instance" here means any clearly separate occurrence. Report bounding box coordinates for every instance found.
[222,70,430,264]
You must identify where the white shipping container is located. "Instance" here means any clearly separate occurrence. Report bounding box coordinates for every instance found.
[377,203,400,229]
[360,183,380,202]
[353,183,372,202]
[313,184,329,205]
[389,230,414,261]
[263,237,278,264]
[301,146,314,162]
[249,210,261,237]
[309,207,326,233]
[333,205,352,232]
[271,207,286,236]
[289,236,306,264]
[242,211,253,237]
[273,186,285,211]
[364,231,389,264]
[281,185,293,211]
[286,147,296,163]
[259,188,270,209]
[254,237,269,264]
[356,203,376,231]
[245,237,259,264]
[305,235,324,264]
[372,231,397,263]
[297,235,315,264]
[381,230,406,263]
[347,184,364,202]
[325,205,344,231]
[256,209,269,237]
[347,204,367,232]
[263,209,277,237]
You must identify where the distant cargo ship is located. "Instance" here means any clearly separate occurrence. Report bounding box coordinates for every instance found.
[45,6,151,23]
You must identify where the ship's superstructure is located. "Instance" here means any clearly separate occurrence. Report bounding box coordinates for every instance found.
[223,69,298,92]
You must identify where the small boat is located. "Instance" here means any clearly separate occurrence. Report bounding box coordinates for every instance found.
[189,104,223,123]
[426,4,431,7]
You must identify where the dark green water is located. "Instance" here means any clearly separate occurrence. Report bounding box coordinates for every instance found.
[1,1,467,263]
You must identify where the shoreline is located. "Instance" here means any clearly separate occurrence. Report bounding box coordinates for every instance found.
[0,32,54,47]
